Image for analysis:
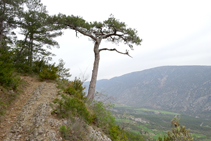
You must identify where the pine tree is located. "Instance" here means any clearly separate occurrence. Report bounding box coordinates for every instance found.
[15,0,62,70]
[51,14,142,102]
[0,0,24,50]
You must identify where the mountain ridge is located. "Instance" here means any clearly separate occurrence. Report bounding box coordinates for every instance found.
[85,66,211,119]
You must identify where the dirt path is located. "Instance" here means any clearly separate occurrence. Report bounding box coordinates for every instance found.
[0,76,64,141]
[0,76,112,141]
[0,76,42,140]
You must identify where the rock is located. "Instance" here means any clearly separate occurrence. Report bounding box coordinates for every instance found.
[88,126,112,141]
[3,83,46,141]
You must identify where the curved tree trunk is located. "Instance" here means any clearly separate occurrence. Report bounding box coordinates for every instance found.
[87,39,101,102]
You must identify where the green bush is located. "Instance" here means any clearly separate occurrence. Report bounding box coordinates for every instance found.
[0,49,20,89]
[92,97,145,141]
[108,124,146,141]
[92,101,115,129]
[15,62,32,73]
[109,124,123,140]
[125,131,145,141]
[57,78,70,90]
[59,120,89,141]
[158,116,193,141]
[59,125,69,139]
[71,77,85,92]
[64,86,77,95]
[13,45,32,73]
[51,93,93,124]
[63,77,86,100]
[53,79,145,141]
[39,63,58,81]
[33,59,47,74]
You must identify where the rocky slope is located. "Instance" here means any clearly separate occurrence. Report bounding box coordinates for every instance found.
[1,77,64,141]
[0,76,111,141]
[85,66,211,119]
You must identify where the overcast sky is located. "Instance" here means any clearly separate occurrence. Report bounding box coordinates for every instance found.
[42,0,211,81]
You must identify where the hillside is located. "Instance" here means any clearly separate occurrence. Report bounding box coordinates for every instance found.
[85,66,211,119]
[0,76,112,141]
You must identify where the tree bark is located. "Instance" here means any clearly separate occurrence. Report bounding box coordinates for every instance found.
[0,15,4,49]
[87,39,101,102]
[0,2,4,49]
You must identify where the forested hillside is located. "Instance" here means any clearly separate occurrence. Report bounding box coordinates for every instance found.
[87,66,211,119]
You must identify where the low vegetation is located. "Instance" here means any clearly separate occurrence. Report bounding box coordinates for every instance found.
[0,50,70,120]
[113,105,211,140]
[51,78,146,140]
[158,116,193,141]
[135,108,180,116]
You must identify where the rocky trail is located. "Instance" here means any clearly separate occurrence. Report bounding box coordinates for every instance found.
[0,76,64,141]
[0,76,111,141]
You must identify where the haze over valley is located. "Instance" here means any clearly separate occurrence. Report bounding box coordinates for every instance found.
[89,66,211,118]
[85,66,211,140]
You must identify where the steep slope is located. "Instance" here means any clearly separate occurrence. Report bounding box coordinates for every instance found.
[1,77,64,141]
[1,76,112,141]
[0,76,43,140]
[87,66,211,119]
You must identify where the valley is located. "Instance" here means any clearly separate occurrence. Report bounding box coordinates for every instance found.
[112,104,211,140]
[84,66,211,140]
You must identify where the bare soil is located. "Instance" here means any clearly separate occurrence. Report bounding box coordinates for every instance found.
[0,76,42,140]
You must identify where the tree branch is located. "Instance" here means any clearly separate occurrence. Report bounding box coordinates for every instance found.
[99,48,132,58]
[102,29,124,39]
[64,23,97,41]
[100,27,104,35]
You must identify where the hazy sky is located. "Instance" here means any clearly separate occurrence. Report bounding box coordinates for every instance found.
[42,0,211,80]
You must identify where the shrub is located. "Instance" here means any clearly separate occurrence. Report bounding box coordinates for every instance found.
[53,79,145,141]
[71,77,85,93]
[158,116,193,141]
[39,63,58,81]
[33,59,47,74]
[109,124,122,140]
[51,93,93,124]
[0,49,20,89]
[64,86,77,95]
[63,77,86,100]
[91,93,145,141]
[59,120,89,141]
[57,78,71,90]
[124,131,145,141]
[59,125,69,139]
[92,101,115,129]
[15,62,32,73]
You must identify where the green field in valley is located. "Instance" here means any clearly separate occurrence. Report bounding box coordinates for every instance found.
[112,105,211,141]
[135,108,180,115]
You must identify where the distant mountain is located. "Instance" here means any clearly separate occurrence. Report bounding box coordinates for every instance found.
[85,66,211,119]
